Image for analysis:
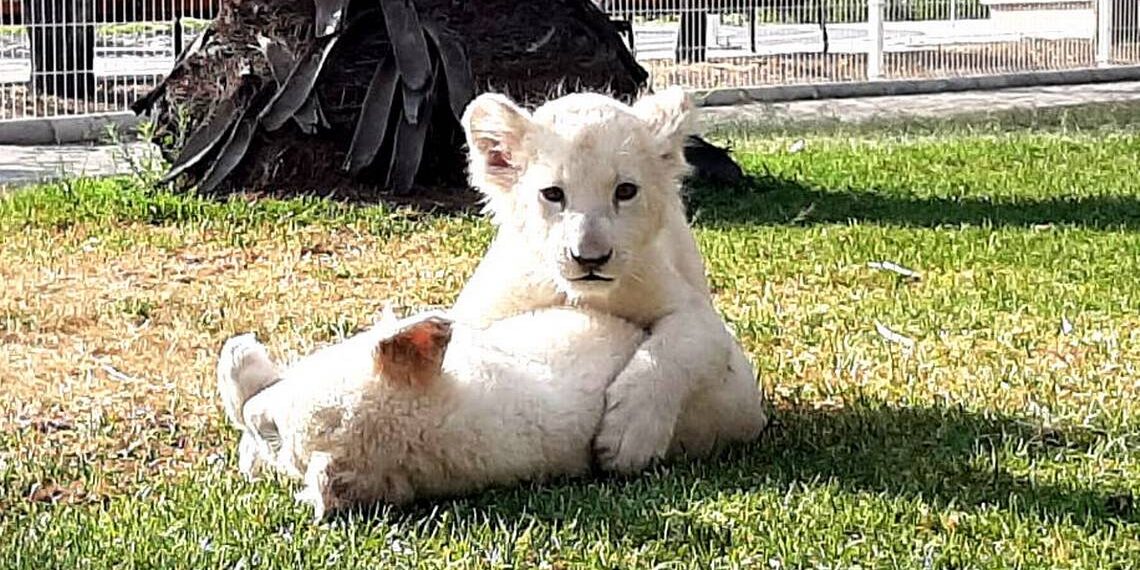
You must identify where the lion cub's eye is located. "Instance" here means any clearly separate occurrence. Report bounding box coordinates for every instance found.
[614,182,639,202]
[539,186,565,203]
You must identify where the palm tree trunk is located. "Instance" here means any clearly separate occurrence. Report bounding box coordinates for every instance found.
[134,0,745,204]
[134,0,648,202]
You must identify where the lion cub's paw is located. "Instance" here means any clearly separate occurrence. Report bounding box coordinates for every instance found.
[217,333,279,427]
[220,333,273,379]
[594,390,676,474]
[237,430,266,481]
[295,452,342,522]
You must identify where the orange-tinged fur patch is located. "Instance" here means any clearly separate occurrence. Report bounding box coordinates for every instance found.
[373,318,452,388]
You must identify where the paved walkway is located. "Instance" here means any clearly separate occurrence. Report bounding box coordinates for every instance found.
[700,80,1140,128]
[1,81,1138,189]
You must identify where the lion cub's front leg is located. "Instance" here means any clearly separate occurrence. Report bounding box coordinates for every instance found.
[594,305,730,473]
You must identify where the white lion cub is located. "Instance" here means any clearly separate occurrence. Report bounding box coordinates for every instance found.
[454,87,768,473]
[216,307,644,519]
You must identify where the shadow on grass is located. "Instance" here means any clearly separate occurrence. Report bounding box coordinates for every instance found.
[686,176,1140,230]
[375,403,1132,538]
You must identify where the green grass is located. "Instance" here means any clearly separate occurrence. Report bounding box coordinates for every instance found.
[3,120,1140,568]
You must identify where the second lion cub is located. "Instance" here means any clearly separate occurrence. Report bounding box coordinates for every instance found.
[455,87,768,473]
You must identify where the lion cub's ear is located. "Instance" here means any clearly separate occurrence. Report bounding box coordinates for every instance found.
[373,315,453,388]
[632,86,695,157]
[461,93,534,191]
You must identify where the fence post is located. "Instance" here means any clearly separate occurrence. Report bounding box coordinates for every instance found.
[1097,0,1113,66]
[749,0,757,53]
[174,17,185,56]
[867,0,884,79]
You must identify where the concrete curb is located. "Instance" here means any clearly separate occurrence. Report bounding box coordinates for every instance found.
[692,66,1140,106]
[0,112,141,145]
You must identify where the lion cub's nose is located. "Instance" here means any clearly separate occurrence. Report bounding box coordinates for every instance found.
[571,249,613,271]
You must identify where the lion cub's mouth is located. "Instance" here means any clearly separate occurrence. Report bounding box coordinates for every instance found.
[573,273,614,282]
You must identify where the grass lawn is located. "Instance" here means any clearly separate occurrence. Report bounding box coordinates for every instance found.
[2,114,1139,568]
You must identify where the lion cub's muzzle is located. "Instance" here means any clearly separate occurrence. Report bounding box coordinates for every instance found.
[571,249,613,277]
[561,216,618,283]
[565,245,616,282]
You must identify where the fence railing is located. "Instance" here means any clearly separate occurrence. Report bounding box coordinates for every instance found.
[615,0,1140,90]
[0,0,1136,121]
[0,0,216,120]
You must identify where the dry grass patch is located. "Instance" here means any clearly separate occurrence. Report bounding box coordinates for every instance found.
[1,215,486,494]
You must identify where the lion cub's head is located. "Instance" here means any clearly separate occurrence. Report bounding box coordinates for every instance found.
[460,88,694,297]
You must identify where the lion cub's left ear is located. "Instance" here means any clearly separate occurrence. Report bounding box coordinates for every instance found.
[632,86,695,156]
[373,314,453,388]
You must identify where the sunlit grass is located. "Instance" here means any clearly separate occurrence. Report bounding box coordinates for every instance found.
[2,121,1139,568]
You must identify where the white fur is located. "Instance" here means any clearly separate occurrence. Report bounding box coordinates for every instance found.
[456,88,768,473]
[217,307,645,519]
